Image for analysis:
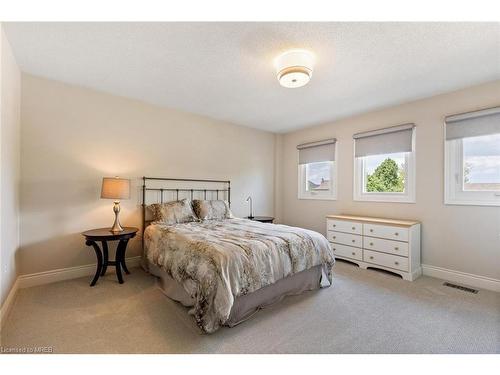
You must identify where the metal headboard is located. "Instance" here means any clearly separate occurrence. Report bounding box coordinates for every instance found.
[141,176,231,237]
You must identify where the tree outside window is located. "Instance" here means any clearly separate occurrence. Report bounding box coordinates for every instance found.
[366,158,405,192]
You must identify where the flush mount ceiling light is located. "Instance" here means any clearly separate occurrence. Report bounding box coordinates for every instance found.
[275,49,315,88]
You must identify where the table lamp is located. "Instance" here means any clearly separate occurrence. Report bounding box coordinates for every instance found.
[101,177,130,233]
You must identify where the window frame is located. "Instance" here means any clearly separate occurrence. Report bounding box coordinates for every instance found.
[353,128,416,203]
[444,131,500,207]
[297,149,338,201]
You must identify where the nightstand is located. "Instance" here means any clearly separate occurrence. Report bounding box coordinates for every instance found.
[82,227,138,286]
[245,216,275,223]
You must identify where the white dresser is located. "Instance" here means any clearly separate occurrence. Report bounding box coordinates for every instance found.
[326,214,421,281]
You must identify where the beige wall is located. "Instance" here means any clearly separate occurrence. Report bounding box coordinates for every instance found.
[12,68,500,283]
[0,26,21,305]
[273,133,284,223]
[278,80,500,280]
[20,74,276,275]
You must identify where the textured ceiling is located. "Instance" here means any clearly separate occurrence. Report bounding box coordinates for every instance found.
[4,22,500,133]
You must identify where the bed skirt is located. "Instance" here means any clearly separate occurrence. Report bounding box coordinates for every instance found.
[147,261,323,328]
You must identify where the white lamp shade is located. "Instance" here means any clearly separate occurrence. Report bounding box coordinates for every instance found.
[101,177,130,200]
[275,49,315,88]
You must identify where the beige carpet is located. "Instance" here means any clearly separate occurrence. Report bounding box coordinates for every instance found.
[2,260,499,354]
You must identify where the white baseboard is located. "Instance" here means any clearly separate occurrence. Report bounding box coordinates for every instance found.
[0,278,20,331]
[422,264,500,292]
[17,256,142,289]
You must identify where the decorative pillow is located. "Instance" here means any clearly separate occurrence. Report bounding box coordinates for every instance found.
[149,198,198,225]
[192,200,234,221]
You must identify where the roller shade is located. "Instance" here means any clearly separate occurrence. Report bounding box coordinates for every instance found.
[354,123,415,157]
[445,106,500,140]
[297,139,336,164]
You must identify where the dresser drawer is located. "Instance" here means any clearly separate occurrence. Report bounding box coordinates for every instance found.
[330,243,362,261]
[363,223,409,242]
[327,231,362,248]
[363,237,409,257]
[363,249,408,272]
[326,219,362,235]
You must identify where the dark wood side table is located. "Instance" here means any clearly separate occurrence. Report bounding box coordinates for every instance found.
[82,227,138,286]
[245,216,275,223]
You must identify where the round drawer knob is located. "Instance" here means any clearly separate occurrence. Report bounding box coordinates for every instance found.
[394,261,399,265]
[394,247,399,250]
[370,242,373,246]
[370,229,373,232]
[352,239,355,243]
[351,252,355,256]
[352,227,356,230]
[395,232,399,236]
[333,248,336,251]
[369,256,374,260]
[333,224,336,227]
[333,236,336,239]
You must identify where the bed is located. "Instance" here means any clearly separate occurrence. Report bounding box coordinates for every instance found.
[141,177,335,333]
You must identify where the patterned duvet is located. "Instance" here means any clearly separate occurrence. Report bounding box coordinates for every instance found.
[144,218,335,333]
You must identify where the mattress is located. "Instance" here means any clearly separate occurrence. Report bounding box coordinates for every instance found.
[144,218,335,333]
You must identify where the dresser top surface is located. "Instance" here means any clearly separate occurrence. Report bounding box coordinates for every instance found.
[326,214,420,227]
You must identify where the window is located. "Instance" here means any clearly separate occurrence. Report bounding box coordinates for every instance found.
[298,139,337,200]
[353,124,416,202]
[445,107,500,206]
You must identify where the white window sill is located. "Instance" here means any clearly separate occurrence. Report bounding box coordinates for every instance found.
[354,195,415,203]
[444,198,500,207]
[298,195,337,201]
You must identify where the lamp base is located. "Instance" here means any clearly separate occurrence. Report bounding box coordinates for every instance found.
[110,223,124,234]
[110,201,124,233]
